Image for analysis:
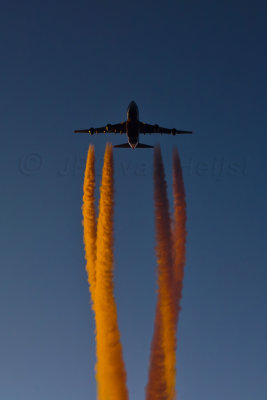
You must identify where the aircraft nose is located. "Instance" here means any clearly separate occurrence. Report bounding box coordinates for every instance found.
[128,100,138,112]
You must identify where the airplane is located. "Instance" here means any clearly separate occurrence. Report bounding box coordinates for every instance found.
[74,101,192,149]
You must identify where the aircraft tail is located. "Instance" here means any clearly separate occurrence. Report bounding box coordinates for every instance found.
[113,143,154,149]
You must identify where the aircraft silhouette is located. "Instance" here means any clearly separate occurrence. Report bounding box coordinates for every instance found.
[74,101,192,149]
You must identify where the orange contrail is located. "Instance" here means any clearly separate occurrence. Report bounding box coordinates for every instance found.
[146,146,187,400]
[94,143,128,400]
[172,147,187,325]
[146,146,177,400]
[82,145,97,307]
[146,305,168,400]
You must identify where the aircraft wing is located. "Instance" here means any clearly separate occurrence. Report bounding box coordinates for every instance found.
[139,122,192,135]
[74,122,126,135]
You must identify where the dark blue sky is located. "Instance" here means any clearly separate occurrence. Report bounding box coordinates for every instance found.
[1,1,267,399]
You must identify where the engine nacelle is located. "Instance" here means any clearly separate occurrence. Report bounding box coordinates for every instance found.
[171,128,176,135]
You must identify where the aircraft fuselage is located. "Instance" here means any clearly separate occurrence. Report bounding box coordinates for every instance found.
[126,101,140,149]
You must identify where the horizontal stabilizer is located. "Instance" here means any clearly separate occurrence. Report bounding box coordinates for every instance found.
[113,143,130,148]
[113,142,154,149]
[137,143,154,148]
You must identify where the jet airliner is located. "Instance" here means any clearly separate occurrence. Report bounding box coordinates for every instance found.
[74,101,192,149]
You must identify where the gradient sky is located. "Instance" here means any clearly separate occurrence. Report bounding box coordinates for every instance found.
[1,0,267,399]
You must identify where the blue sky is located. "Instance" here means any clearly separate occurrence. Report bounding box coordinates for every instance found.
[1,0,267,399]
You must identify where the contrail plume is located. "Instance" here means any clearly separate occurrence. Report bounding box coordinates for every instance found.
[145,305,168,400]
[82,144,186,400]
[82,145,97,307]
[146,146,176,400]
[172,147,187,325]
[94,143,128,400]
